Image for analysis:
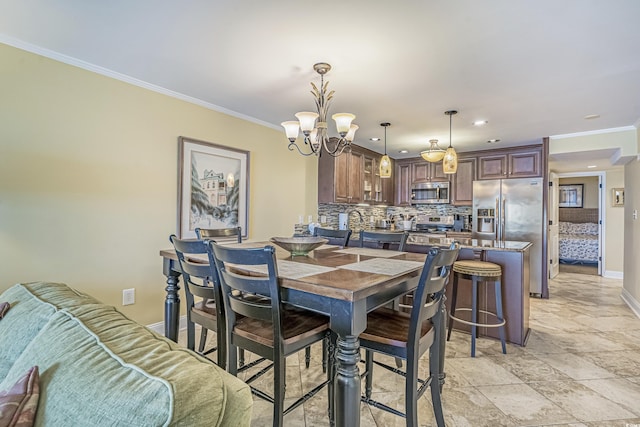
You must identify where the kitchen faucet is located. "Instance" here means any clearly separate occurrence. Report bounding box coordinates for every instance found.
[347,209,365,231]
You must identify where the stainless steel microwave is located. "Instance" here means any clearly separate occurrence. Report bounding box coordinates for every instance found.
[410,181,450,204]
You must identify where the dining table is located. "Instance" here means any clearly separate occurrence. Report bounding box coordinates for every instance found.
[160,241,435,427]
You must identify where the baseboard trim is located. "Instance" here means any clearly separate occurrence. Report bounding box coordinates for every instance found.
[621,288,640,320]
[603,270,624,279]
[146,316,188,336]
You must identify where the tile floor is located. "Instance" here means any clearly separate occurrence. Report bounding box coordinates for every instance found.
[182,272,640,426]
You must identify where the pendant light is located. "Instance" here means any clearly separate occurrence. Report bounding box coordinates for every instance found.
[443,110,458,174]
[379,122,392,178]
[420,139,445,162]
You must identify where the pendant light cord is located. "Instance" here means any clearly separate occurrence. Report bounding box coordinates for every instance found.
[380,122,390,154]
[448,113,452,148]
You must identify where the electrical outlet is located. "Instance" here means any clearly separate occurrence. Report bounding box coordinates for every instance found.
[122,288,135,306]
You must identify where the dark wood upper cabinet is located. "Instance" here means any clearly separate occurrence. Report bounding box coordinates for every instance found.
[321,143,543,206]
[478,146,542,180]
[508,148,542,178]
[394,161,412,206]
[450,157,476,206]
[318,148,363,204]
[411,161,447,182]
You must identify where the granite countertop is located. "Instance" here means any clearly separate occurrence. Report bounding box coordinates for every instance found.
[406,234,532,252]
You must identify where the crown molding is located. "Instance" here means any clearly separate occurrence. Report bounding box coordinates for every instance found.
[550,126,636,140]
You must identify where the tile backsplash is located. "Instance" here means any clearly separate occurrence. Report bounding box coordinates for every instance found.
[310,203,473,232]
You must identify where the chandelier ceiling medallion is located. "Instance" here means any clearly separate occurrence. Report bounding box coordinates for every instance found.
[281,63,358,157]
[379,122,391,178]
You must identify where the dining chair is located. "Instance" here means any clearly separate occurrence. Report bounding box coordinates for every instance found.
[195,226,242,243]
[209,242,334,427]
[169,235,226,367]
[359,229,408,251]
[195,226,248,365]
[360,244,460,427]
[313,227,352,247]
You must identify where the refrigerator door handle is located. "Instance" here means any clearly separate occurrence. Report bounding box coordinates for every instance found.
[501,197,507,241]
[495,197,500,240]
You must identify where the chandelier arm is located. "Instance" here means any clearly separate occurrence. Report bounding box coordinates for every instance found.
[288,140,319,156]
[322,136,351,157]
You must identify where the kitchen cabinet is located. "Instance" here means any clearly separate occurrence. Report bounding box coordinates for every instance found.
[394,158,448,206]
[363,154,394,204]
[411,161,447,182]
[391,143,544,206]
[478,146,542,180]
[394,161,412,206]
[449,157,476,206]
[318,147,363,204]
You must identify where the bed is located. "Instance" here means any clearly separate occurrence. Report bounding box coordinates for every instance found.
[558,221,599,265]
[558,207,599,266]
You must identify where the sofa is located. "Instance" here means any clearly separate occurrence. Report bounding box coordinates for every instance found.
[0,282,252,426]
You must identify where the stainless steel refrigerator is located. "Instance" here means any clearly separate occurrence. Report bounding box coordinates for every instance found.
[473,178,545,294]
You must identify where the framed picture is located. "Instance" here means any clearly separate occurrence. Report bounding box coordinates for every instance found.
[612,187,624,207]
[177,136,249,239]
[558,184,583,208]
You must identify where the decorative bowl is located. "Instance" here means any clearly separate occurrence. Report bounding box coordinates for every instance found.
[269,236,329,256]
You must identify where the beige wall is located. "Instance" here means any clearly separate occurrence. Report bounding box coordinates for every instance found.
[603,169,625,275]
[0,44,318,325]
[623,137,640,307]
[550,128,637,158]
[559,176,599,208]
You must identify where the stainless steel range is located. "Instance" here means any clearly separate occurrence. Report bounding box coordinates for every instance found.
[413,215,454,234]
[407,215,454,244]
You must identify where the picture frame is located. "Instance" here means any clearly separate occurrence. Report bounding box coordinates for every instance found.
[177,136,249,239]
[558,184,583,208]
[612,187,624,207]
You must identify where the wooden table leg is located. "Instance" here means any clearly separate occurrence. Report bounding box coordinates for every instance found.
[334,334,361,427]
[162,257,181,342]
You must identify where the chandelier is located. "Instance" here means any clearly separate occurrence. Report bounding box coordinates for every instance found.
[420,139,445,162]
[281,63,358,157]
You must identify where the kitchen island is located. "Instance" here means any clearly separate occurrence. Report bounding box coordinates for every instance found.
[405,234,532,347]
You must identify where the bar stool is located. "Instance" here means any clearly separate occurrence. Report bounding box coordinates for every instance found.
[447,260,507,357]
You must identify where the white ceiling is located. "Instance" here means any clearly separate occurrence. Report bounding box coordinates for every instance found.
[2,0,639,171]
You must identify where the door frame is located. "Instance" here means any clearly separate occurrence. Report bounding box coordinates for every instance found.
[556,171,605,275]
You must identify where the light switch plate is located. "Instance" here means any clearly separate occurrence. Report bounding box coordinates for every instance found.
[122,288,135,305]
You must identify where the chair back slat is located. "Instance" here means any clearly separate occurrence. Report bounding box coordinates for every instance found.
[313,227,352,247]
[169,235,219,301]
[359,230,408,251]
[408,244,460,348]
[210,243,284,339]
[196,226,242,243]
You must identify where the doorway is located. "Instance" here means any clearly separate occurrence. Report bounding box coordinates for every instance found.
[552,172,604,277]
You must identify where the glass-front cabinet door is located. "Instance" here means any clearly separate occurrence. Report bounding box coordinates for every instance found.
[363,155,382,203]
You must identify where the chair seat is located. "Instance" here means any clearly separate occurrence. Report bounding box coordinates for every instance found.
[193,299,217,318]
[452,260,502,277]
[361,307,434,348]
[234,307,329,347]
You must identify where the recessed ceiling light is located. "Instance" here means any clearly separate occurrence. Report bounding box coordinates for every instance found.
[398,149,409,154]
[487,139,500,143]
[370,137,380,141]
[473,120,488,126]
[584,114,600,120]
[587,165,597,168]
